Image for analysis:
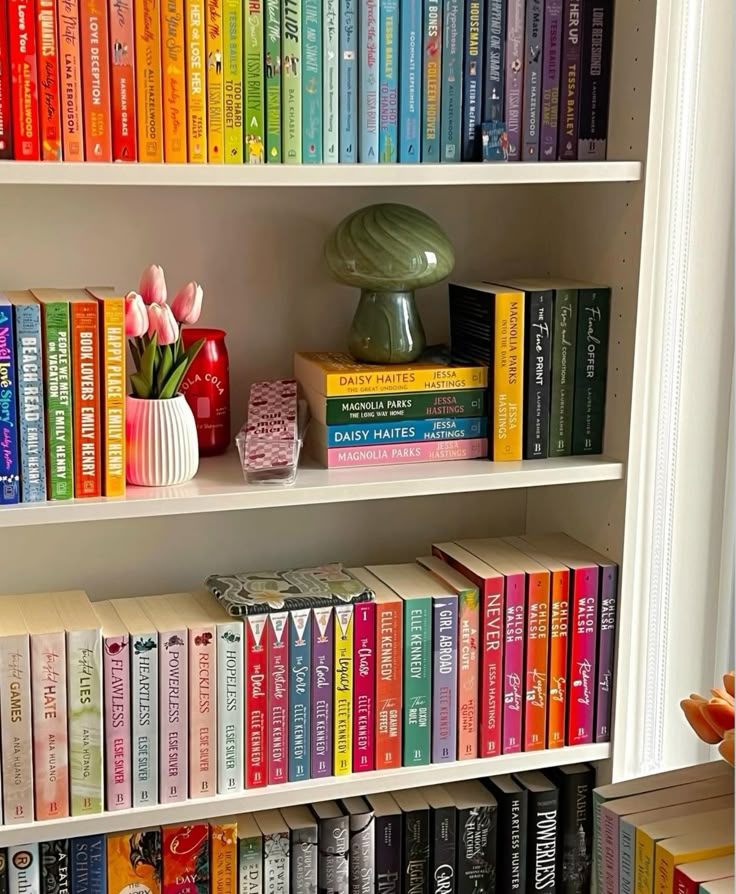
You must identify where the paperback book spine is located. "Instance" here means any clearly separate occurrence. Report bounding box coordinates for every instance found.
[403,807,429,894]
[57,0,84,160]
[325,438,488,468]
[66,624,103,816]
[325,391,488,425]
[135,0,164,161]
[457,587,479,760]
[577,0,613,160]
[291,820,318,894]
[523,289,553,459]
[211,819,238,894]
[348,809,374,894]
[15,300,47,501]
[421,0,441,162]
[557,0,581,159]
[302,0,321,162]
[70,299,102,498]
[572,286,610,455]
[245,615,268,788]
[288,608,311,781]
[358,0,378,162]
[36,0,62,160]
[130,628,158,806]
[268,612,289,785]
[0,303,20,505]
[40,840,70,894]
[0,1,12,159]
[540,0,562,158]
[159,626,187,802]
[402,596,431,766]
[526,789,558,892]
[461,0,482,160]
[41,299,73,499]
[503,0,524,159]
[493,292,524,461]
[162,824,208,894]
[439,0,463,161]
[378,0,398,162]
[430,804,456,894]
[107,0,136,160]
[79,0,112,160]
[0,629,33,822]
[238,829,262,894]
[217,618,245,794]
[282,0,302,162]
[244,0,264,162]
[479,575,504,757]
[188,619,216,798]
[317,815,349,894]
[502,572,525,754]
[223,0,243,162]
[265,0,282,161]
[547,567,570,747]
[333,604,354,775]
[375,598,402,769]
[353,602,375,772]
[456,802,497,894]
[10,846,40,894]
[481,0,504,124]
[398,0,420,161]
[549,287,578,457]
[524,571,550,750]
[321,0,337,162]
[162,0,188,162]
[8,0,41,159]
[567,565,599,745]
[338,0,357,162]
[185,0,207,161]
[327,417,486,447]
[432,595,458,763]
[492,784,527,892]
[97,294,125,497]
[521,0,542,160]
[310,607,334,778]
[102,629,131,810]
[205,0,224,161]
[595,562,618,742]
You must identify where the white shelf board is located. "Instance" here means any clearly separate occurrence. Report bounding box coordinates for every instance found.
[0,454,624,527]
[0,743,610,845]
[0,160,643,187]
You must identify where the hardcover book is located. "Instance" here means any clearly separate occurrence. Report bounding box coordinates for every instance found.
[521,0,543,159]
[223,0,244,162]
[421,0,442,162]
[504,0,525,159]
[8,0,41,159]
[288,608,312,782]
[302,0,322,162]
[333,604,354,775]
[211,818,238,894]
[549,285,579,457]
[134,0,163,161]
[71,836,106,894]
[268,612,290,785]
[162,824,209,894]
[540,0,563,158]
[358,0,378,162]
[282,806,318,894]
[69,290,102,498]
[393,789,430,894]
[398,0,421,162]
[486,775,527,893]
[80,0,112,159]
[107,0,136,160]
[439,0,463,161]
[57,0,84,160]
[0,0,12,159]
[245,615,268,787]
[305,388,488,426]
[312,802,349,894]
[557,0,582,159]
[41,839,71,894]
[265,0,282,161]
[367,793,402,894]
[447,781,497,894]
[378,0,398,162]
[338,0,357,162]
[311,607,334,778]
[572,285,611,455]
[322,0,337,162]
[514,772,559,893]
[461,0,483,160]
[577,0,613,160]
[352,602,375,772]
[237,814,263,894]
[545,763,594,894]
[282,0,302,163]
[36,0,62,160]
[244,0,264,162]
[421,786,456,894]
[0,296,19,504]
[185,0,208,162]
[341,797,374,894]
[107,828,162,894]
[323,417,487,447]
[162,0,188,162]
[206,0,224,161]
[9,846,40,894]
[482,0,505,124]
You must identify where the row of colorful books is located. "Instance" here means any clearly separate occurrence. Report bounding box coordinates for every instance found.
[2,763,597,894]
[0,532,616,826]
[593,760,734,894]
[0,289,126,506]
[0,0,614,164]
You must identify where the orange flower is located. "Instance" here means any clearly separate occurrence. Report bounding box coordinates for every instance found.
[681,670,736,766]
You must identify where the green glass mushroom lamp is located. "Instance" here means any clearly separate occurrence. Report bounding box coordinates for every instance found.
[324,203,456,364]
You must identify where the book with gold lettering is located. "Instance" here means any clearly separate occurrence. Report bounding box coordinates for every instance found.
[211,818,238,894]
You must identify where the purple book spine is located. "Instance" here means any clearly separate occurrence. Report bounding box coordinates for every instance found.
[595,563,618,742]
[568,567,599,745]
[503,0,525,160]
[557,0,582,159]
[502,573,525,753]
[432,595,458,763]
[540,0,563,159]
[311,607,334,778]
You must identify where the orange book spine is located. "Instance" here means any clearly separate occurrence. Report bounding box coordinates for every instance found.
[210,820,238,894]
[107,0,137,160]
[135,0,164,161]
[524,569,551,751]
[161,0,187,161]
[185,0,207,161]
[36,0,62,159]
[71,300,102,497]
[79,0,113,160]
[374,600,402,770]
[547,567,570,748]
[57,0,84,159]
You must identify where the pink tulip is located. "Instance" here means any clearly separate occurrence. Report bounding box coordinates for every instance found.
[147,303,179,345]
[139,264,167,305]
[125,291,148,338]
[171,281,203,324]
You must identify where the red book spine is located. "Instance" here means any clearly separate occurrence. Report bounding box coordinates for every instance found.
[36,0,61,158]
[245,615,268,788]
[107,0,137,160]
[57,0,84,159]
[524,570,550,751]
[353,601,375,772]
[672,869,698,894]
[374,600,402,770]
[267,612,288,785]
[547,568,570,747]
[567,564,599,745]
[0,1,15,157]
[79,0,112,159]
[8,0,41,159]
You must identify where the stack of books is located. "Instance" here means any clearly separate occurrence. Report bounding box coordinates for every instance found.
[594,761,734,894]
[295,351,490,468]
[3,763,598,894]
[0,288,126,505]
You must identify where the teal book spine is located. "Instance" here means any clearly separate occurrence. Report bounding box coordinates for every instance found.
[265,0,283,161]
[440,0,463,161]
[378,0,398,162]
[282,0,302,161]
[359,0,379,161]
[302,0,322,161]
[339,0,357,161]
[421,0,441,161]
[402,596,432,766]
[323,0,339,161]
[12,301,47,503]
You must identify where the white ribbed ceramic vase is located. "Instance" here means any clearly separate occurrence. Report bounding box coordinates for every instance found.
[126,395,199,486]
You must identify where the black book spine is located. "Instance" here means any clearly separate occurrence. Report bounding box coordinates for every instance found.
[292,827,319,894]
[571,286,610,455]
[349,813,375,894]
[40,840,70,894]
[495,791,527,892]
[577,0,614,160]
[557,770,594,894]
[456,806,497,894]
[527,791,559,893]
[376,814,402,894]
[430,806,456,894]
[403,808,430,894]
[523,290,553,459]
[481,0,506,123]
[318,817,350,894]
[0,849,7,894]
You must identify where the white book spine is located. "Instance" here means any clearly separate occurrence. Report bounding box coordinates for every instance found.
[130,631,159,807]
[66,628,103,815]
[8,844,40,894]
[0,632,34,823]
[217,620,245,794]
[159,628,188,803]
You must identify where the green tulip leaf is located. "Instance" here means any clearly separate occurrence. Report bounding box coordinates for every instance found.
[130,372,152,399]
[140,332,158,387]
[159,355,190,399]
[129,340,141,372]
[157,345,173,391]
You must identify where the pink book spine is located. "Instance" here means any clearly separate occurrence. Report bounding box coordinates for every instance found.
[353,601,375,772]
[325,438,489,468]
[188,623,217,798]
[502,572,525,754]
[567,565,599,745]
[457,590,479,760]
[103,633,132,810]
[268,613,289,785]
[481,578,504,757]
[30,632,69,819]
[160,628,188,803]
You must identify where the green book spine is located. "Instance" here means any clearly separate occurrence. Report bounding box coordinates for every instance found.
[302,0,322,162]
[223,0,244,161]
[402,597,432,766]
[549,288,578,457]
[265,0,283,161]
[325,389,488,424]
[572,286,611,455]
[282,0,302,162]
[245,0,266,162]
[41,301,74,500]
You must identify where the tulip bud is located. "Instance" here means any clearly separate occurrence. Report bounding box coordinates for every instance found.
[125,291,149,338]
[171,281,203,324]
[148,303,180,345]
[139,264,167,305]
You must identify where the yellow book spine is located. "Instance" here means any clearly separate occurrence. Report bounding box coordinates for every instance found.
[135,0,164,161]
[635,828,655,894]
[655,844,734,894]
[205,0,225,162]
[185,0,208,161]
[101,297,126,497]
[223,0,244,162]
[161,0,188,162]
[493,290,524,461]
[333,605,353,776]
[211,819,238,894]
[322,366,489,396]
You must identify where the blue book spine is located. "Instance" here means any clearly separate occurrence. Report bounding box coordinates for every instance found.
[339,0,358,160]
[327,416,487,447]
[288,609,312,782]
[303,0,323,161]
[421,0,441,161]
[71,837,106,894]
[440,0,463,160]
[12,301,47,503]
[378,0,399,161]
[461,0,483,160]
[0,297,20,505]
[398,0,421,161]
[323,0,339,162]
[359,0,379,161]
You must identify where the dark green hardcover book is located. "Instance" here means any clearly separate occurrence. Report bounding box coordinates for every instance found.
[308,389,488,425]
[549,287,579,457]
[265,0,283,161]
[572,286,610,455]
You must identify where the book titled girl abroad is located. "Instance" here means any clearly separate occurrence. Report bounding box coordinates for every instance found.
[333,605,353,775]
[245,615,268,787]
[352,602,375,772]
[338,0,356,161]
[288,608,311,781]
[358,0,378,161]
[268,613,289,785]
[311,607,334,778]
